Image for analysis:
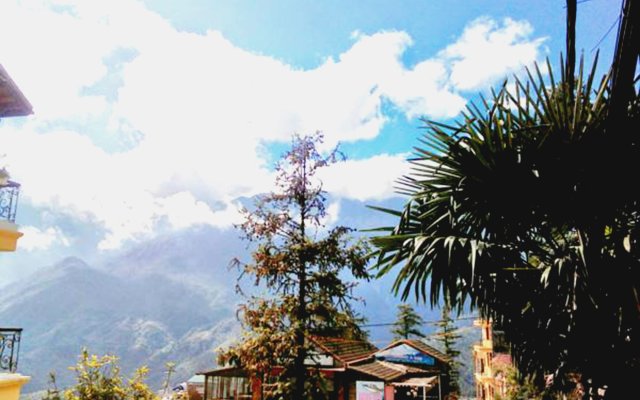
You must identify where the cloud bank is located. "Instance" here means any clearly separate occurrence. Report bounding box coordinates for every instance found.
[0,0,546,250]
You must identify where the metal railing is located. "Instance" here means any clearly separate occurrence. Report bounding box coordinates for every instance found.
[0,180,20,223]
[0,328,22,372]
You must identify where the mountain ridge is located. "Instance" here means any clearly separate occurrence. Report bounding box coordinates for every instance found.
[1,224,476,395]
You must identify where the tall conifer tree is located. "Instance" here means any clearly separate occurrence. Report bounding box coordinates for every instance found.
[434,302,461,396]
[218,133,370,400]
[391,303,426,340]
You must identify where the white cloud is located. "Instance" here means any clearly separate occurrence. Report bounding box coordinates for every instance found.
[0,2,111,120]
[381,58,466,119]
[440,17,547,92]
[324,201,341,227]
[0,1,546,251]
[18,225,70,251]
[320,154,411,202]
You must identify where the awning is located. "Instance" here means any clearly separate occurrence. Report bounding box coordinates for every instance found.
[198,366,248,377]
[392,376,438,387]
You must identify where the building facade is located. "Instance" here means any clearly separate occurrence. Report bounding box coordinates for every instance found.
[472,320,511,400]
[0,63,33,400]
[0,64,31,253]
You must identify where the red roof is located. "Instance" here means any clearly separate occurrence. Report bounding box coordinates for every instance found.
[348,359,428,381]
[492,353,512,367]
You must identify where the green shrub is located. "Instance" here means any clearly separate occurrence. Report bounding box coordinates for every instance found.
[42,349,168,400]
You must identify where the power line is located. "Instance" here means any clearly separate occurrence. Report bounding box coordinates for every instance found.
[563,0,595,8]
[591,15,622,53]
[360,315,478,329]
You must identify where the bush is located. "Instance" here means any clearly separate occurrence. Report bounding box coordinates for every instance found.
[42,349,181,400]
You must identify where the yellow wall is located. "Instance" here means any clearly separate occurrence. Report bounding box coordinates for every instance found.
[0,221,22,252]
[0,374,30,400]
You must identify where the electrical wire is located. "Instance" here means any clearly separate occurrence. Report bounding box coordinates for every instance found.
[360,315,478,329]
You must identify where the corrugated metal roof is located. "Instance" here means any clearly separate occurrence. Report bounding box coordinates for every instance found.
[198,366,247,377]
[392,376,438,387]
[377,339,451,363]
[348,359,427,381]
[310,336,378,364]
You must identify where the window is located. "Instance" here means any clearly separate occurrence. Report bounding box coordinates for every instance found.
[206,376,252,400]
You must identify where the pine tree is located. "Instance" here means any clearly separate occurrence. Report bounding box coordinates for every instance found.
[434,302,461,396]
[218,132,370,400]
[391,303,425,340]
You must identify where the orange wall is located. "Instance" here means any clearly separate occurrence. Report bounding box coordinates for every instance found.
[385,385,395,400]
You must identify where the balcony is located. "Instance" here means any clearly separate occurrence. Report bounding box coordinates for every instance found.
[0,180,23,252]
[0,328,29,400]
[0,328,22,373]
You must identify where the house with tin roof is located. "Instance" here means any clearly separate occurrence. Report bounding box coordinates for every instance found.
[200,336,451,400]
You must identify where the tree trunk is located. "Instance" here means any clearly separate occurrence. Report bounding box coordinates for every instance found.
[293,159,308,400]
[293,260,307,400]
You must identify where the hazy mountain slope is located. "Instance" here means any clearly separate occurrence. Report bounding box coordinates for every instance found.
[1,221,477,396]
[0,255,238,392]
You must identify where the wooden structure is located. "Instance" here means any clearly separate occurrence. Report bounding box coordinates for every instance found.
[201,336,450,400]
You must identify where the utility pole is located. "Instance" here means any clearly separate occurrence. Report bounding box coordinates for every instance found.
[609,0,640,124]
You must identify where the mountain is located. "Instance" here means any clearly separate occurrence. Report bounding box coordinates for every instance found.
[0,224,478,396]
[0,226,246,393]
[100,225,247,282]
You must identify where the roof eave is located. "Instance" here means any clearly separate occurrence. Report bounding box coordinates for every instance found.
[0,64,33,118]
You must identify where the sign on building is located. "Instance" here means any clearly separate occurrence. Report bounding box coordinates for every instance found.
[356,381,384,400]
[375,344,435,365]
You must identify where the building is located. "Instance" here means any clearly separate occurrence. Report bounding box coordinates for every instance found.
[472,320,512,400]
[0,63,33,400]
[201,336,451,400]
[187,375,206,400]
[0,63,31,252]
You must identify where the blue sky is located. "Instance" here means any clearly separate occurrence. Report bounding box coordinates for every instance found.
[0,0,622,283]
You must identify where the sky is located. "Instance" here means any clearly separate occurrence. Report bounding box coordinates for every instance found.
[0,0,623,283]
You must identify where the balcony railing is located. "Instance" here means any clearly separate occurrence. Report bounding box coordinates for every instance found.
[0,328,22,372]
[0,181,20,223]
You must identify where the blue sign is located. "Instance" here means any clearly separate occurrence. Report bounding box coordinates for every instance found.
[375,344,436,366]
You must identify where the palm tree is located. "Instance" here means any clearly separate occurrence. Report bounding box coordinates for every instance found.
[371,53,640,398]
